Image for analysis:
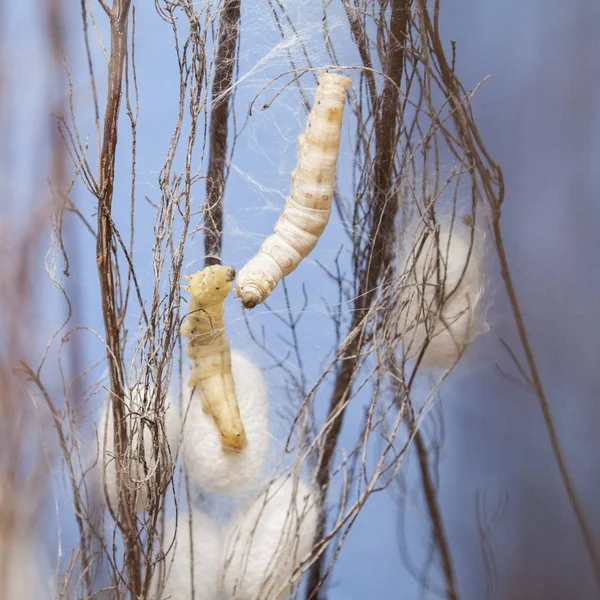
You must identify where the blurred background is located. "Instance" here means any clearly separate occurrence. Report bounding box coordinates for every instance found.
[1,1,599,599]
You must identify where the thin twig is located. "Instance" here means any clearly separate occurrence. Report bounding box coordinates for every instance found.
[413,427,458,600]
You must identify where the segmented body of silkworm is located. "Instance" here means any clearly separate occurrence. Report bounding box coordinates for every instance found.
[236,71,352,309]
[180,265,247,452]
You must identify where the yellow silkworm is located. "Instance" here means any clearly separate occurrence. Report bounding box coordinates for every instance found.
[180,265,247,452]
[236,71,352,309]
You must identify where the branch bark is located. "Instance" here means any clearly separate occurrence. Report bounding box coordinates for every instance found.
[204,0,241,266]
[95,0,141,595]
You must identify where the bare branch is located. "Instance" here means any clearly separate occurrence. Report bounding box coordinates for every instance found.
[204,0,241,266]
[307,1,411,596]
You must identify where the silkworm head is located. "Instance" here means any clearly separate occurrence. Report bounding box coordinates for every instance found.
[202,396,248,453]
[241,293,259,309]
[184,265,236,306]
[220,425,248,453]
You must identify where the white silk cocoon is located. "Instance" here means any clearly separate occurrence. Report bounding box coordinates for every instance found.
[98,389,180,514]
[222,476,318,600]
[182,351,269,494]
[398,227,485,368]
[159,510,223,600]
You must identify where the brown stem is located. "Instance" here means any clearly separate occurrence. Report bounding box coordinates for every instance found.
[96,0,141,595]
[204,0,241,266]
[413,428,459,600]
[306,1,411,597]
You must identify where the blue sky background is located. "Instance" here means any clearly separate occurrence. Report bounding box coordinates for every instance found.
[3,1,600,598]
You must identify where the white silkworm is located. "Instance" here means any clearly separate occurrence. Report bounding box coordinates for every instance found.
[98,387,180,513]
[397,225,486,368]
[222,475,318,600]
[159,510,223,600]
[236,71,352,309]
[182,351,269,494]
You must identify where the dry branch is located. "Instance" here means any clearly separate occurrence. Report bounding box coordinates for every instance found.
[94,0,143,595]
[306,1,411,596]
[414,428,458,600]
[204,0,241,266]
